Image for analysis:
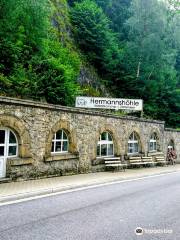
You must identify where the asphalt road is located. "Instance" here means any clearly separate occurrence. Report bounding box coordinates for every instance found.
[0,172,180,240]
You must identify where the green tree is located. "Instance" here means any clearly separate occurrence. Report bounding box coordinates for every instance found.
[0,0,50,74]
[70,0,121,79]
[0,0,81,105]
[39,40,81,105]
[124,0,179,126]
[95,0,131,41]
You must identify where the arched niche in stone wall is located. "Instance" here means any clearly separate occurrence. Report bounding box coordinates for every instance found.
[45,120,77,157]
[125,130,144,155]
[148,128,162,152]
[93,124,120,159]
[0,114,31,158]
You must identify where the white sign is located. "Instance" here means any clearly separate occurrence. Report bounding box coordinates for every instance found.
[75,97,143,111]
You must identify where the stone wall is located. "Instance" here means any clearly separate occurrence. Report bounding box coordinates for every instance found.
[164,129,180,162]
[0,97,179,181]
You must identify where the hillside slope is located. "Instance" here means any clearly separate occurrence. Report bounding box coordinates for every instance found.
[0,0,179,127]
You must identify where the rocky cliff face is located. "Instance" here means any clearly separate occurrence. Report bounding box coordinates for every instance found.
[77,65,111,97]
[51,0,72,46]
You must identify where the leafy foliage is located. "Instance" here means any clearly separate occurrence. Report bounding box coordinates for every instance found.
[0,0,81,105]
[70,0,121,79]
[95,0,131,41]
[70,0,180,127]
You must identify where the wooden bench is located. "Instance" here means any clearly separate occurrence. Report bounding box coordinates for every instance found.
[104,157,127,171]
[141,156,155,167]
[155,156,167,166]
[128,156,155,168]
[128,157,144,167]
[148,152,167,166]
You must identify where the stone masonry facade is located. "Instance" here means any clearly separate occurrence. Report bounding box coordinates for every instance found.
[0,97,179,181]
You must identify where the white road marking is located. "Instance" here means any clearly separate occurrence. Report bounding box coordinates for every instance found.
[0,170,180,207]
